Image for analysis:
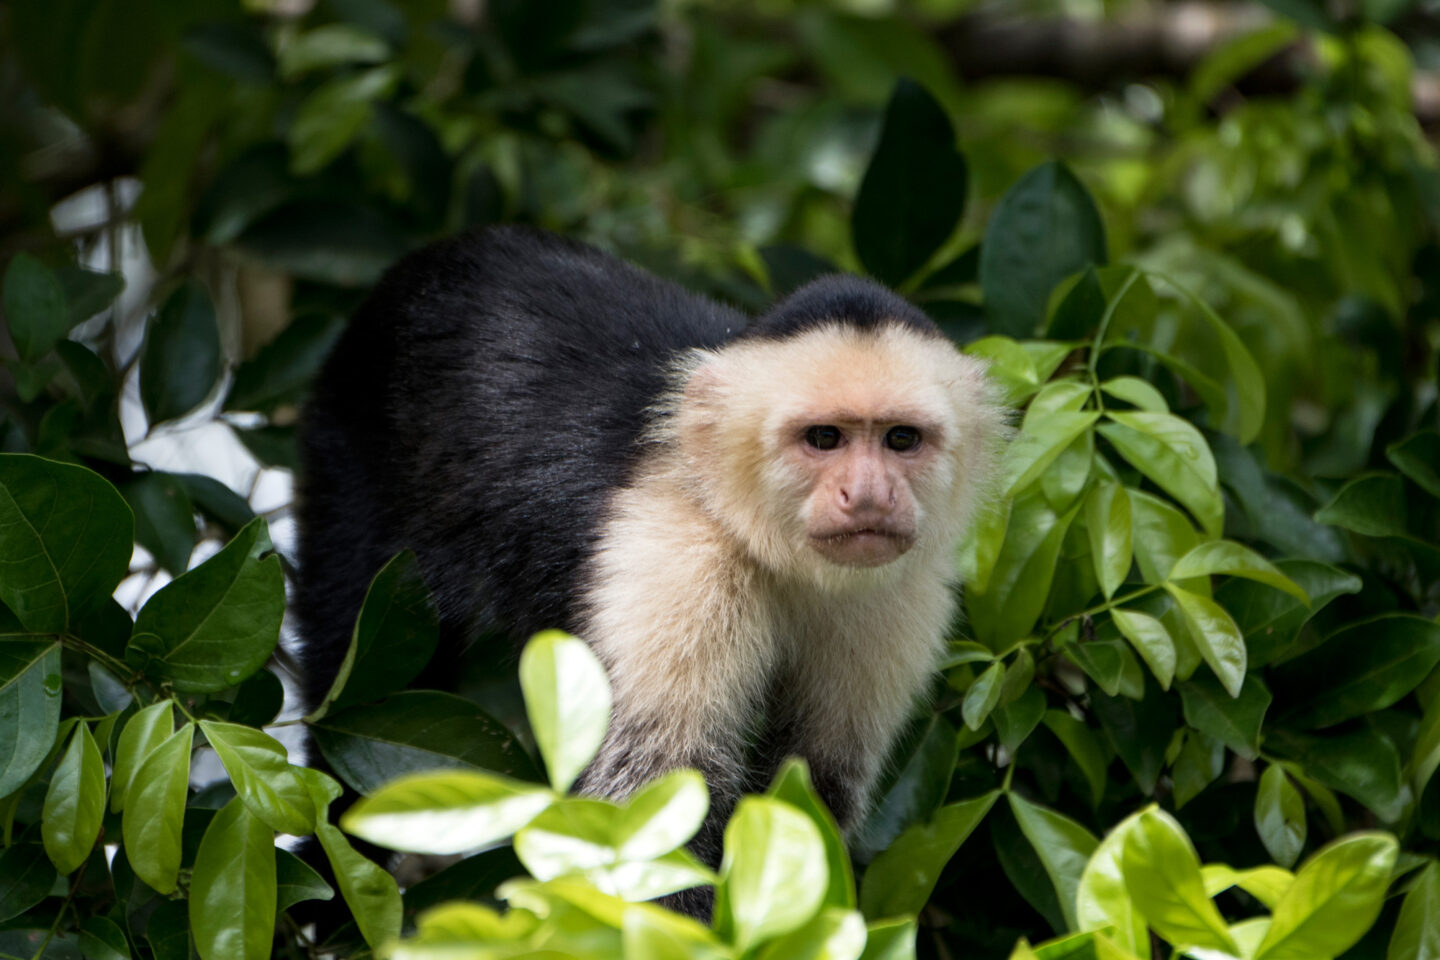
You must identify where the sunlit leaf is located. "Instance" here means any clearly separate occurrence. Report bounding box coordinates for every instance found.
[121,722,195,894]
[190,798,276,960]
[342,769,554,855]
[1255,765,1306,869]
[1253,833,1397,960]
[715,796,827,953]
[41,721,105,874]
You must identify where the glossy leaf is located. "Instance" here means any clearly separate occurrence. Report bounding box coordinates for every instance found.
[41,721,105,874]
[1314,474,1407,537]
[853,713,959,860]
[1043,711,1109,808]
[1255,765,1306,869]
[1086,481,1133,600]
[1169,541,1309,602]
[111,699,174,812]
[1253,833,1398,960]
[994,685,1047,754]
[1386,430,1440,497]
[1121,807,1238,953]
[77,915,132,960]
[1387,861,1440,960]
[1217,560,1361,667]
[981,161,1108,337]
[4,252,71,362]
[275,848,334,913]
[1178,671,1270,760]
[302,770,402,949]
[121,722,195,894]
[0,639,62,798]
[1129,490,1202,584]
[1075,809,1149,957]
[859,918,919,960]
[753,907,867,960]
[1111,608,1176,690]
[968,495,1079,647]
[342,769,554,854]
[1003,412,1100,498]
[1099,412,1223,537]
[199,720,315,835]
[715,796,827,953]
[964,661,1006,731]
[1101,376,1168,413]
[121,471,196,576]
[513,797,617,880]
[520,630,612,793]
[852,79,967,287]
[140,282,222,426]
[1201,864,1294,909]
[311,690,538,794]
[1172,732,1224,810]
[127,517,283,693]
[0,454,132,632]
[0,843,56,924]
[617,768,709,861]
[190,798,276,960]
[311,549,440,717]
[1266,727,1406,822]
[860,790,999,919]
[1009,792,1099,932]
[1273,615,1440,730]
[1163,583,1246,697]
[767,759,854,910]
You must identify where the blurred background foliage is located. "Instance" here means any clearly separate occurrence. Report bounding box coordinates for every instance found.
[3,0,1440,957]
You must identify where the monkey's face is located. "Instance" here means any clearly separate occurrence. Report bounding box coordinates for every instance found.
[785,417,931,567]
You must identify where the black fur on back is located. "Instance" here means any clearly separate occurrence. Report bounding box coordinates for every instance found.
[294,227,929,710]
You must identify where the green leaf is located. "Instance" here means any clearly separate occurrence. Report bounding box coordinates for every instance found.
[859,917,918,960]
[111,699,174,812]
[140,282,222,426]
[1128,490,1202,584]
[1101,377,1168,413]
[77,915,132,960]
[41,721,105,874]
[1201,863,1294,909]
[121,471,196,576]
[1217,560,1361,668]
[121,722,194,894]
[1098,412,1223,537]
[1169,541,1309,602]
[1272,615,1440,730]
[55,264,123,323]
[302,769,402,949]
[278,23,389,77]
[342,769,554,854]
[275,848,334,913]
[311,550,439,718]
[1008,793,1099,932]
[1091,682,1176,795]
[0,454,133,632]
[968,495,1079,648]
[1111,608,1176,690]
[0,843,57,924]
[613,768,709,861]
[4,253,71,363]
[753,906,867,960]
[963,661,1006,731]
[1178,671,1270,760]
[199,720,315,835]
[980,161,1108,337]
[1253,833,1398,960]
[1121,807,1238,954]
[1173,731,1224,809]
[225,312,345,413]
[994,685,1047,754]
[288,66,399,175]
[1086,481,1133,600]
[767,760,854,910]
[1314,474,1407,537]
[228,668,284,727]
[860,790,998,919]
[1169,281,1267,444]
[520,630,612,793]
[1387,430,1440,498]
[623,904,728,960]
[1387,861,1440,960]
[1075,809,1149,957]
[1163,583,1246,698]
[1042,711,1108,809]
[512,797,616,880]
[1266,727,1405,822]
[852,79,966,288]
[1255,765,1306,869]
[853,713,958,861]
[190,797,276,960]
[0,639,62,798]
[127,517,283,693]
[310,690,539,794]
[1003,412,1100,498]
[716,796,827,953]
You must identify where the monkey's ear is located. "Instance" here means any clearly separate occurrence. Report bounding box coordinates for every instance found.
[674,357,728,455]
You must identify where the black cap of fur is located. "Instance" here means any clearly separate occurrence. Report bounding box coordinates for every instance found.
[741,273,941,343]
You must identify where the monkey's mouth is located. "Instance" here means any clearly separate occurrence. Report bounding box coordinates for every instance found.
[809,527,915,567]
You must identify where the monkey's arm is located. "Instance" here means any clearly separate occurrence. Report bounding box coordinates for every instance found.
[576,476,776,865]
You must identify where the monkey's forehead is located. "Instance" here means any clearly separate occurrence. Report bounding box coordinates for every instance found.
[708,321,989,416]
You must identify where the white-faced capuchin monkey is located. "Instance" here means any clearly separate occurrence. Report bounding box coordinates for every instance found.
[295,226,1005,914]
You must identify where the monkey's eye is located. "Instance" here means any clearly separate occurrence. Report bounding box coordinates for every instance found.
[805,425,842,450]
[885,426,921,452]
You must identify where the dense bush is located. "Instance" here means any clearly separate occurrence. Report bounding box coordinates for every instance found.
[1,1,1438,958]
